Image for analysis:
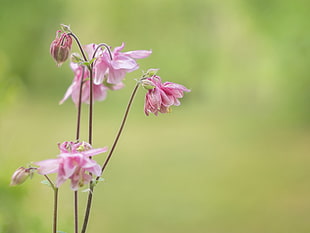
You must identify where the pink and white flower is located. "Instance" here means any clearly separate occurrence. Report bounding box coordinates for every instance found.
[93,42,152,85]
[59,62,108,105]
[35,141,107,190]
[143,76,190,116]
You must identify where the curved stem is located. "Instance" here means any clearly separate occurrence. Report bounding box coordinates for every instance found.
[81,82,140,233]
[99,82,140,176]
[68,32,88,62]
[92,43,113,61]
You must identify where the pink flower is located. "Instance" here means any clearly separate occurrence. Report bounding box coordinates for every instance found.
[93,42,152,85]
[143,76,190,116]
[59,63,108,105]
[50,30,72,67]
[35,141,107,190]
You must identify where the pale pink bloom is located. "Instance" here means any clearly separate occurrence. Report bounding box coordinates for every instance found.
[60,62,108,106]
[93,42,152,85]
[143,76,190,116]
[60,43,126,105]
[35,141,107,190]
[50,30,72,67]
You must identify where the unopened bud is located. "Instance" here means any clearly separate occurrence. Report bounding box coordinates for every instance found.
[144,68,159,78]
[60,24,72,34]
[50,30,72,67]
[10,167,34,186]
[141,79,156,90]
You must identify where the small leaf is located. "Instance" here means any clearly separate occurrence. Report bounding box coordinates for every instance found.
[41,180,52,187]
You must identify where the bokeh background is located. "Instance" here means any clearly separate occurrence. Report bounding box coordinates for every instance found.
[1,0,310,232]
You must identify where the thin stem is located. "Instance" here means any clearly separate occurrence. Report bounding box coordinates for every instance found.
[100,82,140,175]
[53,188,59,233]
[80,185,94,233]
[68,33,88,62]
[88,69,94,145]
[43,175,58,233]
[44,174,55,189]
[81,82,140,233]
[92,43,113,61]
[74,191,79,233]
[76,66,85,141]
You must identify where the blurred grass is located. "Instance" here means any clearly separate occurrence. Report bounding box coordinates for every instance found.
[1,0,310,232]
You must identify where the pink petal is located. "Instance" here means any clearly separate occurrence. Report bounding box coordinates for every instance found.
[35,159,60,175]
[83,147,108,157]
[113,42,125,54]
[111,55,138,70]
[123,50,152,59]
[59,83,74,105]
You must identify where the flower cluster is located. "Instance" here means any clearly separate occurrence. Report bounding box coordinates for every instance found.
[34,141,107,190]
[59,42,151,105]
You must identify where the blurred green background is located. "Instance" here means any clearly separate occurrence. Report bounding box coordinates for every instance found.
[1,0,310,232]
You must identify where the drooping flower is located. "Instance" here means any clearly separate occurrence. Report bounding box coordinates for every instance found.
[142,75,190,116]
[60,44,126,105]
[34,141,107,190]
[93,42,152,85]
[50,30,72,67]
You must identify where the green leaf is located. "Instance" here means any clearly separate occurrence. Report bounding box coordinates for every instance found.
[41,180,52,187]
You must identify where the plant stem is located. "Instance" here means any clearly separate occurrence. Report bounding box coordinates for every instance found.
[80,82,140,233]
[68,32,88,62]
[74,191,79,233]
[92,43,113,60]
[53,188,59,233]
[44,175,58,233]
[76,66,85,141]
[80,185,94,233]
[89,69,93,145]
[100,82,140,175]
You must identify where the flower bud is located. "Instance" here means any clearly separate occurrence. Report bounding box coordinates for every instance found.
[141,79,155,90]
[144,68,159,78]
[10,167,33,186]
[50,30,72,67]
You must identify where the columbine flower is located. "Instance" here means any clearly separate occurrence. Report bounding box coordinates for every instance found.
[34,141,107,190]
[60,44,126,105]
[50,30,72,67]
[142,75,190,116]
[59,62,109,105]
[93,42,152,85]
